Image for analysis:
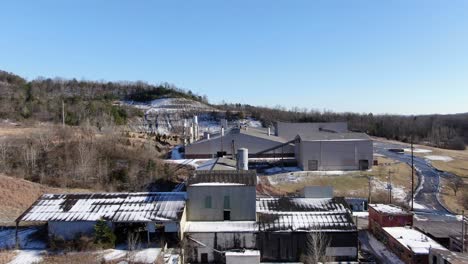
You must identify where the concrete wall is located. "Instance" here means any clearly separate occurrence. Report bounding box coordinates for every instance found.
[298,140,373,171]
[226,250,260,264]
[187,185,256,221]
[185,132,295,158]
[48,221,110,240]
[186,232,257,263]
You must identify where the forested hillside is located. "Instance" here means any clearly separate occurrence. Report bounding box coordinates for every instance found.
[0,70,207,127]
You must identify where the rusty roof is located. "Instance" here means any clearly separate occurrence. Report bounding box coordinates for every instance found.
[188,170,257,186]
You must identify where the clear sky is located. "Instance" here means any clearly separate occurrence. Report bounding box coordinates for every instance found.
[1,1,467,115]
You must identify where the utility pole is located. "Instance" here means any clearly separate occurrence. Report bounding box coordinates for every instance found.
[368,176,373,204]
[62,99,65,127]
[462,210,466,253]
[387,169,394,204]
[411,136,414,211]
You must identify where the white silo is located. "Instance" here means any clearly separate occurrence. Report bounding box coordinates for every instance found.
[237,148,249,170]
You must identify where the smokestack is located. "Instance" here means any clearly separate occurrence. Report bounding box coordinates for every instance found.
[221,126,225,137]
[237,148,248,170]
[268,127,271,136]
[204,132,210,140]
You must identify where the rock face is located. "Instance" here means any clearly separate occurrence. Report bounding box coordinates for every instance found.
[125,98,222,135]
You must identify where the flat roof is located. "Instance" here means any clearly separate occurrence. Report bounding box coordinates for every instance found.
[369,204,412,215]
[383,227,446,254]
[18,192,186,223]
[297,132,371,142]
[188,170,257,186]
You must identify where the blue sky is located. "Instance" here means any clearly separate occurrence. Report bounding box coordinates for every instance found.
[1,1,467,115]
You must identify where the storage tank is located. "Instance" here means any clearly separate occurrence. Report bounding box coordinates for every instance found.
[237,148,248,170]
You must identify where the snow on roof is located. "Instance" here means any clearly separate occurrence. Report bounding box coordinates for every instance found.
[184,221,258,233]
[18,192,186,223]
[383,227,446,254]
[257,197,350,213]
[257,212,356,232]
[369,204,411,215]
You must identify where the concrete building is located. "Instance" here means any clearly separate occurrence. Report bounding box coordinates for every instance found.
[429,248,468,264]
[186,170,257,221]
[184,121,373,171]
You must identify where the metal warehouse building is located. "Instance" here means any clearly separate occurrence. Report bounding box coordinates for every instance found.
[184,121,373,171]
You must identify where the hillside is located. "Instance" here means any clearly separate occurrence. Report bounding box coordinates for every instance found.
[0,174,91,225]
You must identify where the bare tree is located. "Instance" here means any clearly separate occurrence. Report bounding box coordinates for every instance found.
[449,177,464,196]
[301,231,330,264]
[22,139,37,178]
[0,138,9,171]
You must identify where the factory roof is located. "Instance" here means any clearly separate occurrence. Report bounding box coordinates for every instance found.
[369,204,412,215]
[189,127,289,145]
[257,212,356,232]
[256,197,355,232]
[257,197,350,213]
[383,227,446,254]
[196,157,237,171]
[188,170,257,186]
[17,192,186,223]
[296,132,371,142]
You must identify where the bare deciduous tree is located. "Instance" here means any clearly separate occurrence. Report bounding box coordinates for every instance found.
[22,139,37,178]
[301,231,330,264]
[449,177,464,196]
[0,138,9,171]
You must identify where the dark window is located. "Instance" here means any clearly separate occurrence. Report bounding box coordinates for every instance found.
[223,195,230,209]
[204,196,212,208]
[201,253,208,263]
[224,210,231,220]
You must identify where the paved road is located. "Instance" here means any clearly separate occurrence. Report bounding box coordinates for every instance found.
[373,141,457,220]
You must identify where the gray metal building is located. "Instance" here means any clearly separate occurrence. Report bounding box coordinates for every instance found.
[275,121,349,139]
[295,133,373,171]
[184,127,295,159]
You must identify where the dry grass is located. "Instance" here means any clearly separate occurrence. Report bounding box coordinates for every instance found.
[0,174,90,225]
[271,156,414,202]
[39,252,101,264]
[439,177,467,212]
[0,250,17,264]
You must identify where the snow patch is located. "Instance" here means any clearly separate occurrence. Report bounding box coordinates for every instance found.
[372,179,407,202]
[365,232,404,264]
[404,148,432,153]
[8,250,44,264]
[424,155,453,162]
[132,248,161,263]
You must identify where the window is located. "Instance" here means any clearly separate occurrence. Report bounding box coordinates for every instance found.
[223,210,231,220]
[204,196,212,208]
[223,195,230,209]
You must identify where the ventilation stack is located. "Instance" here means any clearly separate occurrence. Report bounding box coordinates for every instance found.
[268,127,271,136]
[237,148,248,171]
[192,115,199,140]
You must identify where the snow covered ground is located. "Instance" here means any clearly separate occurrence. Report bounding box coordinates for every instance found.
[404,148,432,153]
[101,248,161,263]
[267,168,355,185]
[424,155,453,162]
[124,98,214,113]
[8,250,44,264]
[372,179,407,202]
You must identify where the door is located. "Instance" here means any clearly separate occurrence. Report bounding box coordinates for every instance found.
[359,160,369,170]
[308,160,318,171]
[223,210,231,220]
[200,253,208,263]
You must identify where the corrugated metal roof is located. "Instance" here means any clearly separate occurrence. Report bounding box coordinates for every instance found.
[188,170,257,186]
[196,158,237,171]
[18,192,186,223]
[256,197,350,213]
[257,212,356,232]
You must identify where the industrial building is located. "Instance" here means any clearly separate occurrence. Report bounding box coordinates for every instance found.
[184,120,373,171]
[183,154,358,263]
[16,192,186,242]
